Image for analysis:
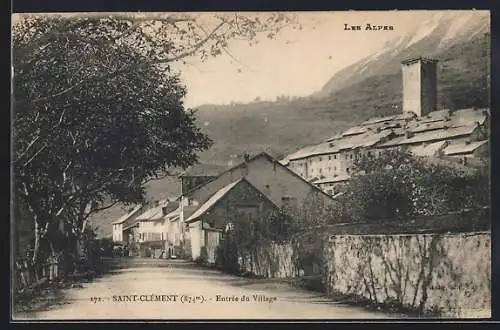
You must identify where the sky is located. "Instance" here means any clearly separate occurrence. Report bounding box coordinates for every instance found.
[13,10,486,108]
[171,11,444,108]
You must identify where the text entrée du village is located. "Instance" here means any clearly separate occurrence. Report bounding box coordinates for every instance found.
[90,294,278,304]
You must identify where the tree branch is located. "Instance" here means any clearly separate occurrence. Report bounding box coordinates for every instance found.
[26,20,227,105]
[195,19,255,72]
[32,74,92,104]
[16,135,40,163]
[23,144,47,167]
[83,200,121,221]
[142,170,173,185]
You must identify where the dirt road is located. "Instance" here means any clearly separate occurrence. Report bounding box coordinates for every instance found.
[14,258,408,320]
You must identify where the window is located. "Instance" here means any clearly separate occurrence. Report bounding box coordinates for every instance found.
[350,154,353,159]
[334,155,337,160]
[334,166,337,171]
[346,168,350,173]
[319,157,322,162]
[328,156,331,160]
[319,169,322,174]
[368,151,372,156]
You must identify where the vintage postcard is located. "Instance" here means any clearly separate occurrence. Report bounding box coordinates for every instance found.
[11,10,491,321]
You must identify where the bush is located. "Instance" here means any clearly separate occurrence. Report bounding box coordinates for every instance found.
[215,239,241,275]
[333,150,490,223]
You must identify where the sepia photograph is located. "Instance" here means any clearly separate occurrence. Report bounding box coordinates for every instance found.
[11,10,491,321]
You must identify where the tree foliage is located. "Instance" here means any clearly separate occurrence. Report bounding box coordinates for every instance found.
[12,13,299,268]
[332,149,490,223]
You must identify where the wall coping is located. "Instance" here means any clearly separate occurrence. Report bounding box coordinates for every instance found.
[328,231,491,238]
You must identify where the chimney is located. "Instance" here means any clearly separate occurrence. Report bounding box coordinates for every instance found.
[401,57,438,117]
[405,131,414,139]
[243,153,250,162]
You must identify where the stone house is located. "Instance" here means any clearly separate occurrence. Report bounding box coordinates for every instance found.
[184,178,281,263]
[282,57,490,194]
[179,152,337,261]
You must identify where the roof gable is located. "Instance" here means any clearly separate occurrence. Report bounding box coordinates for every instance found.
[185,152,335,207]
[185,178,279,223]
[112,205,143,225]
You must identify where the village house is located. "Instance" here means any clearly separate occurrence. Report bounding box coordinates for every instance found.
[112,200,180,257]
[184,178,282,264]
[179,152,337,260]
[112,205,143,243]
[282,56,490,195]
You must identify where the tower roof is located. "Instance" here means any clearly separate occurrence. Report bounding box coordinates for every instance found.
[401,57,438,65]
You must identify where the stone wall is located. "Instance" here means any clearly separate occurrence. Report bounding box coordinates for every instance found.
[324,232,491,318]
[240,243,299,278]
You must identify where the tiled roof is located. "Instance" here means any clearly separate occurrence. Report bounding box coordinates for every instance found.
[340,130,395,150]
[286,108,488,161]
[417,109,450,123]
[325,132,344,142]
[112,205,143,224]
[285,143,332,161]
[185,179,242,223]
[409,121,449,133]
[313,174,351,184]
[136,200,168,221]
[342,126,367,136]
[449,108,489,127]
[149,201,179,221]
[410,141,448,157]
[360,112,415,126]
[377,124,478,148]
[443,140,488,156]
[361,114,397,126]
[287,130,394,161]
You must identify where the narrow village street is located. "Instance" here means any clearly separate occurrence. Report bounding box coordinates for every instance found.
[16,258,407,320]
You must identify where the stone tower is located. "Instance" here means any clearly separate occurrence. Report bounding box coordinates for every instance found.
[401,57,438,117]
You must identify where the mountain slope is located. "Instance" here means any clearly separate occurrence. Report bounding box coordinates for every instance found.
[315,11,489,98]
[193,12,489,165]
